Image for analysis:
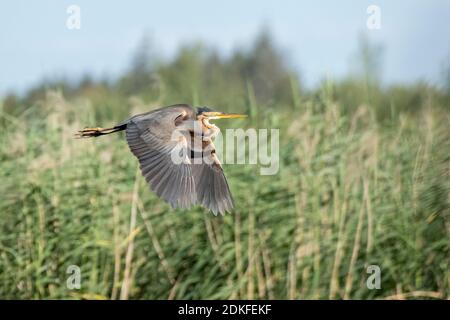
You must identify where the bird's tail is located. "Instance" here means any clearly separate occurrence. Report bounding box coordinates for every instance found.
[75,123,127,138]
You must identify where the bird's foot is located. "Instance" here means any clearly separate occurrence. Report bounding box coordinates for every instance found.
[75,127,106,138]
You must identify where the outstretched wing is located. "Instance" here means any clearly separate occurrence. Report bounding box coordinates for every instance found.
[125,105,197,209]
[125,104,234,215]
[191,140,234,215]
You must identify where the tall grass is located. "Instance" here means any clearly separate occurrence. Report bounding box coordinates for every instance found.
[0,86,448,299]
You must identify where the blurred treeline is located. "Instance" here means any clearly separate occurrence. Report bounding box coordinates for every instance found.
[2,30,450,124]
[0,30,449,300]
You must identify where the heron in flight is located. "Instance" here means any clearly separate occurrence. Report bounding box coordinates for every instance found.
[76,104,247,215]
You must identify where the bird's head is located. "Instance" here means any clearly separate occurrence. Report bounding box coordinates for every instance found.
[196,106,247,128]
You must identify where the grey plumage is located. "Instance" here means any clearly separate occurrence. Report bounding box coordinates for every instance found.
[77,104,244,215]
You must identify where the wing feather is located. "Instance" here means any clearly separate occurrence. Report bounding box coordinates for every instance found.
[191,149,234,215]
[125,105,197,210]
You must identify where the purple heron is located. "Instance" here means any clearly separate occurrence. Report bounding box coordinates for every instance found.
[76,104,246,215]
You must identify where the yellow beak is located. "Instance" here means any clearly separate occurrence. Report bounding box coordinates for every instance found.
[214,113,247,119]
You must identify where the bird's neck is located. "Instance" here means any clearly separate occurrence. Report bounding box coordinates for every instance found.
[201,118,216,129]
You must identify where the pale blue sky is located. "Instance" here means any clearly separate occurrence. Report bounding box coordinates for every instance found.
[1,0,449,97]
